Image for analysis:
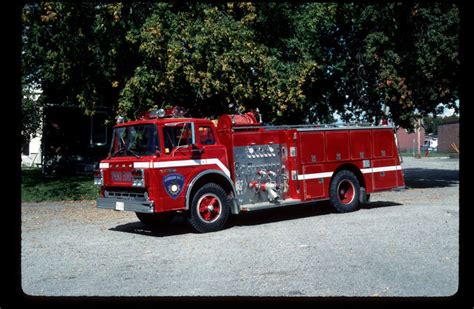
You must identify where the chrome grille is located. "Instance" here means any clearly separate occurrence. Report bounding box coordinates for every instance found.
[104,190,147,201]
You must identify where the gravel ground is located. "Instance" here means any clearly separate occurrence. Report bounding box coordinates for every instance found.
[21,156,459,297]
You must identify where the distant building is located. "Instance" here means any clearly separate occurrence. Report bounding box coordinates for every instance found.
[437,122,459,153]
[21,134,42,168]
[396,126,425,153]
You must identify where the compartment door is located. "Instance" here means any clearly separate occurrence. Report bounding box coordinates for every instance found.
[298,132,326,164]
[373,129,394,158]
[350,130,372,160]
[326,131,350,162]
[372,158,398,190]
[302,164,326,200]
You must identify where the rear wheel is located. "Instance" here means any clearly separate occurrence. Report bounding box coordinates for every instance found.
[188,183,231,233]
[136,212,175,227]
[329,170,361,213]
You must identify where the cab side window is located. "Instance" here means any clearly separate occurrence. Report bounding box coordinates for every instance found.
[198,126,216,145]
[163,123,192,154]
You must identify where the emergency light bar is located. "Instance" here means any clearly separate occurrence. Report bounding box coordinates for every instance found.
[139,106,188,119]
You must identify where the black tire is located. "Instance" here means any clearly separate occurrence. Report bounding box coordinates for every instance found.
[136,212,175,227]
[187,183,231,233]
[329,170,361,213]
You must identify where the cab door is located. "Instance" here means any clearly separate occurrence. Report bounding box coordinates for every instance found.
[162,122,194,158]
[159,122,195,211]
[195,123,229,170]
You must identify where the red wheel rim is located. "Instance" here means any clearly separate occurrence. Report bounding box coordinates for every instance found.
[337,180,355,205]
[197,193,221,223]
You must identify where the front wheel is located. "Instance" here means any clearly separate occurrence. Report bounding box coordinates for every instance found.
[187,183,231,233]
[329,170,361,213]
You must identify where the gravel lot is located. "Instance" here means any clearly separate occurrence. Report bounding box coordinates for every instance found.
[21,156,459,297]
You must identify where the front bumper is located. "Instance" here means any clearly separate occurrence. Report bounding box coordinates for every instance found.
[96,197,154,213]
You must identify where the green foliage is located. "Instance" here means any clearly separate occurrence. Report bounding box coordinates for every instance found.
[333,3,460,128]
[22,2,460,138]
[21,2,154,141]
[120,3,269,118]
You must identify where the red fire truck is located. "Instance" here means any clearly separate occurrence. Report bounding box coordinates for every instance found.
[95,107,405,233]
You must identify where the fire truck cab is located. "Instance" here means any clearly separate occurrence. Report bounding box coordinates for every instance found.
[96,107,405,233]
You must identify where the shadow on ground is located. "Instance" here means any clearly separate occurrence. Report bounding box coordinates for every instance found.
[403,168,459,189]
[110,199,403,237]
[110,217,190,237]
[229,200,403,227]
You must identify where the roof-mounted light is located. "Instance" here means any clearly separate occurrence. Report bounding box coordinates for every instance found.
[139,106,189,120]
[157,108,166,118]
[146,109,164,119]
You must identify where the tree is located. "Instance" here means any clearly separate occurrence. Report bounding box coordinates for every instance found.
[119,3,273,118]
[22,2,460,139]
[21,2,154,142]
[336,3,459,128]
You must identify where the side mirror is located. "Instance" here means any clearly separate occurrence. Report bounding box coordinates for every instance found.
[190,143,203,154]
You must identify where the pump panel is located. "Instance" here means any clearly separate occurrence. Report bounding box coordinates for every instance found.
[232,143,287,205]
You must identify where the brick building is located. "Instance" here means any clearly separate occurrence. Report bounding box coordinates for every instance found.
[437,122,459,153]
[396,127,425,153]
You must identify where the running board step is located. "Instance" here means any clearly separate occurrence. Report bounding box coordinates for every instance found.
[239,199,321,212]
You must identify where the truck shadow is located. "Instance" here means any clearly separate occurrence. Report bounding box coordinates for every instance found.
[229,200,403,227]
[107,168,457,237]
[403,168,459,189]
[109,200,403,236]
[109,217,191,237]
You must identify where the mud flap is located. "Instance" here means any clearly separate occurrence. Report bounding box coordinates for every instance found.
[231,197,240,214]
[359,187,368,204]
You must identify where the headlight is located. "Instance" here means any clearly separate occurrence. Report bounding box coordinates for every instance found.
[132,179,144,187]
[131,169,145,187]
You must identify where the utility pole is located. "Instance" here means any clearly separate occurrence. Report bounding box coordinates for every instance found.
[416,118,421,159]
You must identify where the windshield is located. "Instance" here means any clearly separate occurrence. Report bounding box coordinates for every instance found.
[110,124,159,157]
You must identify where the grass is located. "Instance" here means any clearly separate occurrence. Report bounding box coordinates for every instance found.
[21,168,99,203]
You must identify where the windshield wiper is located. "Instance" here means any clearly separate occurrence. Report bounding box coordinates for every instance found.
[112,147,141,158]
[127,148,141,158]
